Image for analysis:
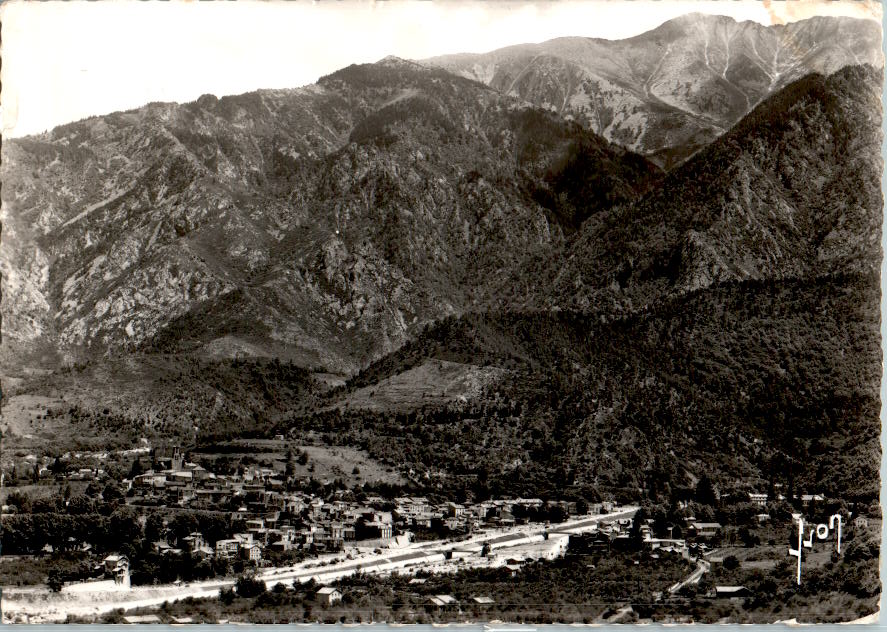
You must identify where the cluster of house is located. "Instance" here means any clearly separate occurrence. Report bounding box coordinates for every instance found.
[746,491,824,508]
[373,582,496,614]
[423,593,497,613]
[119,450,621,566]
[392,496,614,532]
[151,502,397,565]
[147,494,615,565]
[67,467,107,481]
[214,503,395,560]
[128,448,266,510]
[568,514,727,558]
[126,450,612,533]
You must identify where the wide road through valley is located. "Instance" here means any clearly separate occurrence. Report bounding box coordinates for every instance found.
[2,507,637,623]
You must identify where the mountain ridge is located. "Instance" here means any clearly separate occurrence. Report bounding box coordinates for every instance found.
[1,57,658,373]
[485,63,882,314]
[425,13,882,167]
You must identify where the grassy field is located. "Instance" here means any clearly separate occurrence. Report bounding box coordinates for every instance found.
[0,482,91,504]
[1,394,75,456]
[710,543,836,572]
[195,439,405,486]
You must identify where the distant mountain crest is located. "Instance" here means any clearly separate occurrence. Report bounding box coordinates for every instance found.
[536,64,884,311]
[424,14,882,167]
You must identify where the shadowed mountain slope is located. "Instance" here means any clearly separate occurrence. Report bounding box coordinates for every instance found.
[488,64,882,314]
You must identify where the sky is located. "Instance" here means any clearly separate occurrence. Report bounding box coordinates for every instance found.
[1,0,881,138]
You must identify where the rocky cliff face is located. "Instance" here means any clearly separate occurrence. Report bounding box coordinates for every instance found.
[323,65,882,503]
[427,14,882,167]
[1,58,656,372]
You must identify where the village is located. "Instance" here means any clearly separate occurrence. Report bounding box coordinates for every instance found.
[7,444,634,572]
[8,445,798,565]
[1,439,877,624]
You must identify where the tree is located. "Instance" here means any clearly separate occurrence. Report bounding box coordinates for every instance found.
[219,586,236,605]
[108,511,142,552]
[32,497,58,514]
[145,514,165,543]
[102,483,124,503]
[51,458,67,478]
[67,494,95,515]
[7,490,32,513]
[47,567,66,592]
[545,505,568,524]
[169,513,199,544]
[695,475,717,507]
[235,574,267,598]
[129,459,144,478]
[738,527,759,547]
[628,508,647,551]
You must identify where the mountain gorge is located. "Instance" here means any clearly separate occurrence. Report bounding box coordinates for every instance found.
[1,14,882,501]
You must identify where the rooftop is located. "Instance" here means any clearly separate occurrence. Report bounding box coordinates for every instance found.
[317,586,340,595]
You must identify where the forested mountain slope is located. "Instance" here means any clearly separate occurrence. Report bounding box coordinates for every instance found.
[489,64,882,314]
[317,273,879,502]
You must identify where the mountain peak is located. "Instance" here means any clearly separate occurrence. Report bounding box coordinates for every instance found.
[376,55,434,73]
[668,11,736,24]
[378,55,415,66]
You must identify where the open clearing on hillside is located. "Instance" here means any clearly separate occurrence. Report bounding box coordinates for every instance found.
[1,392,139,457]
[195,439,405,486]
[2,395,69,437]
[1,395,74,457]
[341,359,507,412]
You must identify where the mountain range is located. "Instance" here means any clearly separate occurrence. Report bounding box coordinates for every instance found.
[2,56,661,372]
[1,13,882,501]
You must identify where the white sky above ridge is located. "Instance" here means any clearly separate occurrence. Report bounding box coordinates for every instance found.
[1,0,881,138]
